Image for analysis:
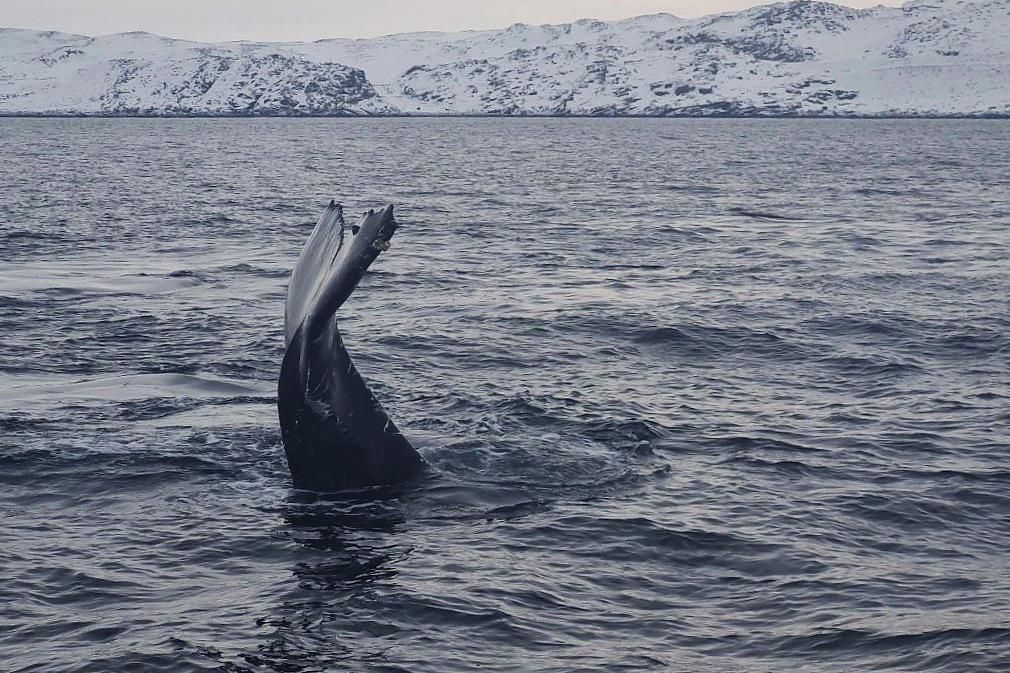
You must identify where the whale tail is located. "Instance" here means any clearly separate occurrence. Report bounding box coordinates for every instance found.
[283,200,345,345]
[278,202,424,492]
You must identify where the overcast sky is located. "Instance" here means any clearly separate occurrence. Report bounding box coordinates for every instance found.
[2,0,905,41]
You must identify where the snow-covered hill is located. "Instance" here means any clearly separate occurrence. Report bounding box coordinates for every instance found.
[1,0,1008,116]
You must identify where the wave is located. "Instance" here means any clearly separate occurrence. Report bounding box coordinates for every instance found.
[727,206,805,221]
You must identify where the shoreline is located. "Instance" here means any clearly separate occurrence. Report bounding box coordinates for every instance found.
[2,112,1009,120]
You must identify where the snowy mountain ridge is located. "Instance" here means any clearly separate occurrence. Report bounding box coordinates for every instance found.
[1,0,1008,117]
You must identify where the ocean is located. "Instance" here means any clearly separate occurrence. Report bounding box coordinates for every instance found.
[1,117,1008,672]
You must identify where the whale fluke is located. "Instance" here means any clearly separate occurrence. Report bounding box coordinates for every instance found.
[278,201,425,491]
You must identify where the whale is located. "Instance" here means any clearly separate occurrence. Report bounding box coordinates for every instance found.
[278,201,425,491]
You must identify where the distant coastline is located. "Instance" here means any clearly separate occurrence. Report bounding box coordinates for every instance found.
[2,1,1008,118]
[2,112,1009,120]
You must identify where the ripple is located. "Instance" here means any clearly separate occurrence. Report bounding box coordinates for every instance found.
[2,118,1008,673]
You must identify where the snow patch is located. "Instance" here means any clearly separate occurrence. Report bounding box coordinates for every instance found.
[1,0,1008,116]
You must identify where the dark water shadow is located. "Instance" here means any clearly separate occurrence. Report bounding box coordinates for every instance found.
[206,481,431,672]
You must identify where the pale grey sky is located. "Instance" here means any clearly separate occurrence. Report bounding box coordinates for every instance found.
[2,0,905,41]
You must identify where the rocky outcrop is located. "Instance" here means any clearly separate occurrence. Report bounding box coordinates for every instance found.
[1,0,1008,117]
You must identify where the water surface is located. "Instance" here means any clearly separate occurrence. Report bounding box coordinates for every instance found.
[1,118,1009,672]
